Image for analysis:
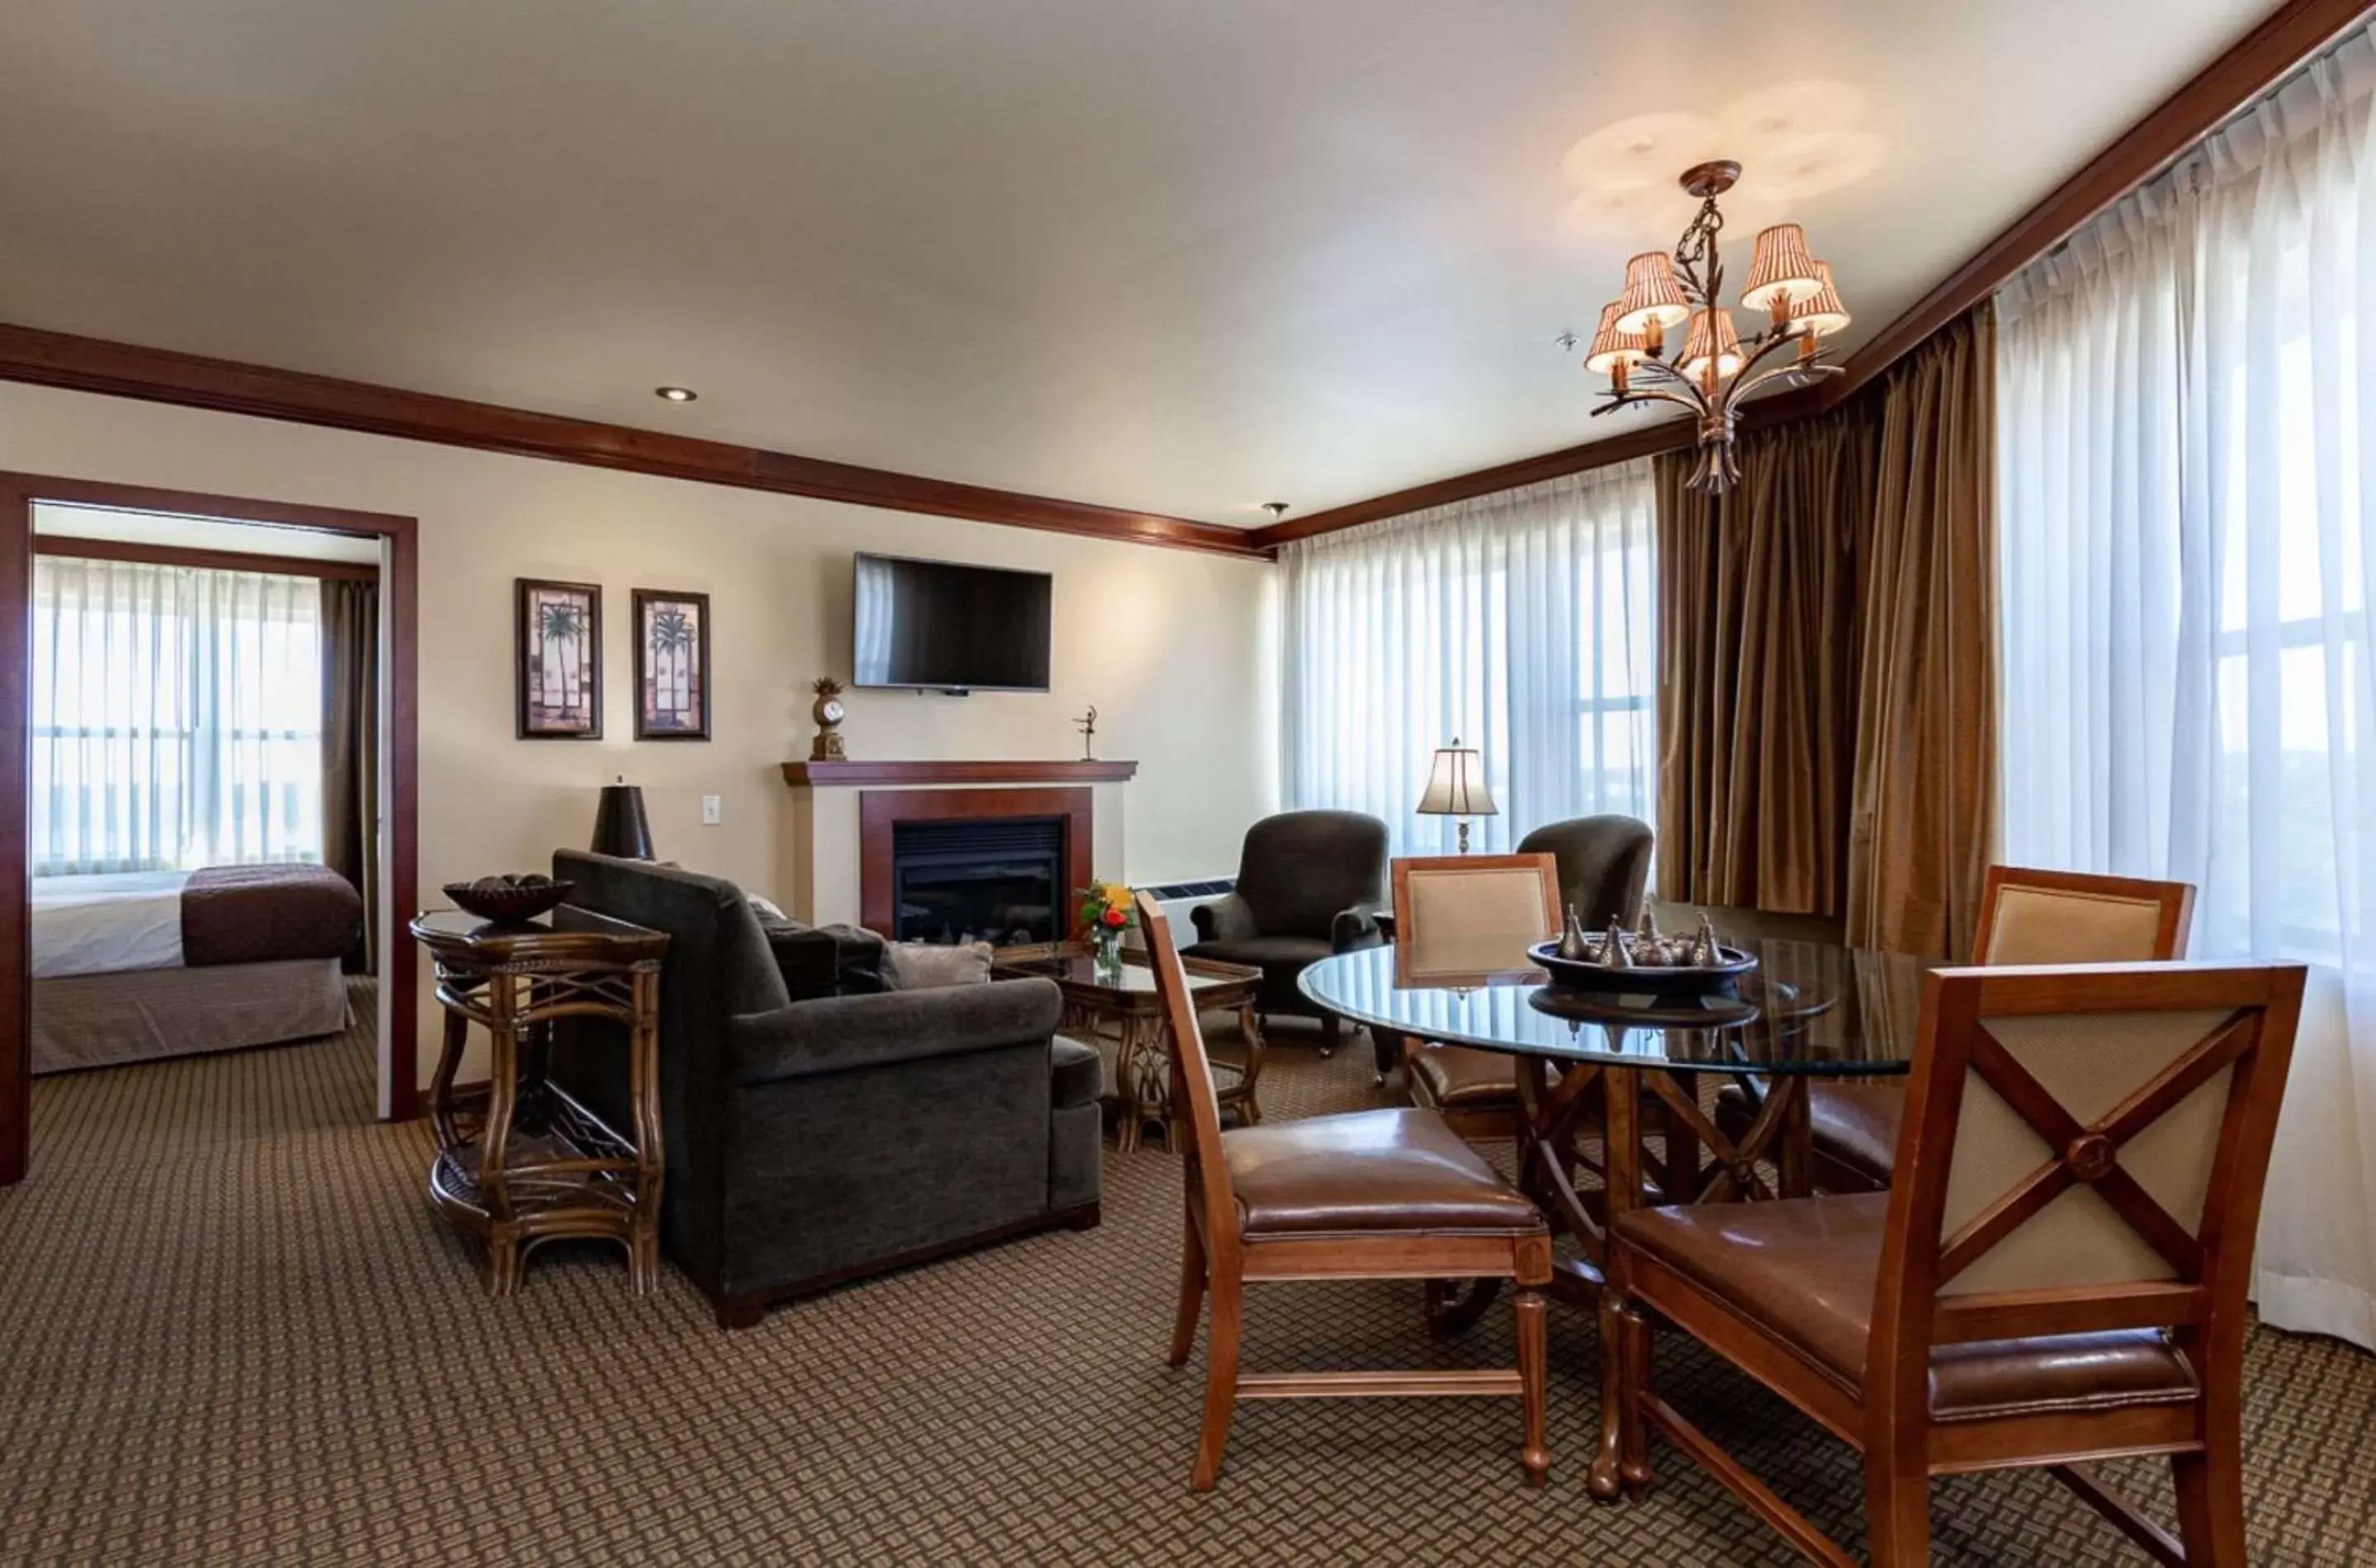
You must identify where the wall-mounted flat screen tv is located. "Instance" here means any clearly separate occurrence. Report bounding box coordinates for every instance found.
[852,552,1054,692]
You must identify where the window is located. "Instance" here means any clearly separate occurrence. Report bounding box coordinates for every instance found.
[31,555,324,876]
[1278,462,1656,857]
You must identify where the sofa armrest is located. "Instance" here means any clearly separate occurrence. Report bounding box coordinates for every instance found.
[1189,892,1259,944]
[723,976,1064,1088]
[1331,904,1386,952]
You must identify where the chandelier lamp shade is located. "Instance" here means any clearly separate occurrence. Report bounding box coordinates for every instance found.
[1580,160,1850,492]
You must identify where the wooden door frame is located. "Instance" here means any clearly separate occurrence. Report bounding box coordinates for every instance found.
[0,472,421,1185]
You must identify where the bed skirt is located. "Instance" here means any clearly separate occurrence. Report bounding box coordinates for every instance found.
[32,958,351,1075]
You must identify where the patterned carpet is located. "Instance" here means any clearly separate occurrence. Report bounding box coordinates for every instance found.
[3,991,2374,1566]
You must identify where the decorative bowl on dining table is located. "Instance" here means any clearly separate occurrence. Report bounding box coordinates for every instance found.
[1525,915,1760,999]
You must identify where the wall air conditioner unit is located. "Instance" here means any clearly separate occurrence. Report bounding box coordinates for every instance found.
[1124,876,1236,951]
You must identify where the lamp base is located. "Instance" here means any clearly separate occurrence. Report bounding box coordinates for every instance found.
[1456,819,1471,855]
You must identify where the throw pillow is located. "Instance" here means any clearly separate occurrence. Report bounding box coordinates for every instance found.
[882,939,994,990]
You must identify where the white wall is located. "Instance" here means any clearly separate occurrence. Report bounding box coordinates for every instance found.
[0,382,1280,1084]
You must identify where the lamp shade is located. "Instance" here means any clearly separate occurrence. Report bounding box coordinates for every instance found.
[1679,307,1745,380]
[1416,739,1497,818]
[1584,301,1650,375]
[591,777,654,860]
[1741,222,1825,311]
[1613,251,1692,333]
[1788,260,1851,337]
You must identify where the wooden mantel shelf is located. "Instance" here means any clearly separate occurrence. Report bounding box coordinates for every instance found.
[781,758,1139,786]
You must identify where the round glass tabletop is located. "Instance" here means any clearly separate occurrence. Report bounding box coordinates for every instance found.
[1297,937,1933,1076]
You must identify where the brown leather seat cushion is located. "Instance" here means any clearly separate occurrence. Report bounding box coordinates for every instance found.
[1714,1081,1903,1188]
[1410,1044,1519,1110]
[1223,1108,1545,1239]
[1614,1195,2200,1422]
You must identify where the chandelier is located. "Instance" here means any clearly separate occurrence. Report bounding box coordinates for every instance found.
[1582,159,1850,493]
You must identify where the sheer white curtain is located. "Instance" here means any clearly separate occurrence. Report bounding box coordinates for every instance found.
[32,556,324,876]
[1279,461,1657,857]
[1996,26,2376,1348]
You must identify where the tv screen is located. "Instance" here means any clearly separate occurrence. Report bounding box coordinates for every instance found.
[852,553,1054,692]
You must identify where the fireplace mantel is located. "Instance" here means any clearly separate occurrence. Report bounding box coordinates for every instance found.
[781,758,1137,786]
[777,758,1134,927]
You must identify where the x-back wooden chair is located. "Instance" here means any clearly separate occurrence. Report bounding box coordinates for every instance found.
[1136,890,1552,1492]
[1613,960,2305,1566]
[1792,865,2199,1194]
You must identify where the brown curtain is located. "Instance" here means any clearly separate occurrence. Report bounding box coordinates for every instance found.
[321,578,380,973]
[1656,412,1875,914]
[1844,306,1998,957]
[1656,302,1997,957]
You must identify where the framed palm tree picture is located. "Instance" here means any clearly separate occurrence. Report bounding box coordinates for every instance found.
[632,588,711,740]
[516,578,603,739]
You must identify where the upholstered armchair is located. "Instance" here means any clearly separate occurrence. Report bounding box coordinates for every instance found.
[1514,814,1654,928]
[1186,810,1388,1052]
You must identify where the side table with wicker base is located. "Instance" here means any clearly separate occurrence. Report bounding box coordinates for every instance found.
[411,908,668,1296]
[990,941,1264,1153]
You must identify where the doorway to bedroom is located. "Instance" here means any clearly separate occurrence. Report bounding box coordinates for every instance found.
[0,475,420,1186]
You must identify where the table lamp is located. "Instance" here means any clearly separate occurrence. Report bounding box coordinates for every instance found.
[1416,737,1495,854]
[591,777,654,860]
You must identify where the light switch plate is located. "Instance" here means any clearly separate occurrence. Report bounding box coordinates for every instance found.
[701,795,722,825]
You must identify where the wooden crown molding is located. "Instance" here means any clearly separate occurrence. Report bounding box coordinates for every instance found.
[0,323,1265,560]
[1253,0,2376,552]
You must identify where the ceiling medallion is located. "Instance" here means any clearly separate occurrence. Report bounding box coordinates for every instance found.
[1582,159,1849,493]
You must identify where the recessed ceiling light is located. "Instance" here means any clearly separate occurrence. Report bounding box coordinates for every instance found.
[654,385,698,403]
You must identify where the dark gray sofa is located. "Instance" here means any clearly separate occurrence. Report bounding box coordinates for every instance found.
[549,850,1102,1329]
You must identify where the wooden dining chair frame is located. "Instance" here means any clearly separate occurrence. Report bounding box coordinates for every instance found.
[1136,890,1553,1493]
[1976,864,2198,964]
[1614,961,2305,1566]
[1794,865,2199,1197]
[1389,852,1561,1141]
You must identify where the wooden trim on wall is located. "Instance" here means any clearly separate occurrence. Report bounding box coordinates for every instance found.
[1250,388,1822,550]
[1252,0,2376,551]
[857,786,1094,939]
[0,323,1266,560]
[0,471,421,1186]
[783,758,1139,787]
[31,535,380,580]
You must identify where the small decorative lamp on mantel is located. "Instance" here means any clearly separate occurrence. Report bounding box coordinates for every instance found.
[591,776,655,861]
[1416,737,1496,854]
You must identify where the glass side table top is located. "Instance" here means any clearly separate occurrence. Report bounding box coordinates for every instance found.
[1298,937,1934,1077]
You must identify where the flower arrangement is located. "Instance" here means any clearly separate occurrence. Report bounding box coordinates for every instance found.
[1078,881,1134,970]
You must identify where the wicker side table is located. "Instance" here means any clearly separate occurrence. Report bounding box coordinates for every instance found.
[410,909,668,1296]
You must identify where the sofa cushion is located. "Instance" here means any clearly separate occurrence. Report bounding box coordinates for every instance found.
[759,915,887,1002]
[1051,1035,1103,1110]
[884,939,994,990]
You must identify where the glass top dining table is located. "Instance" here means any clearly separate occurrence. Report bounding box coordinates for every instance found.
[1297,936,1934,1078]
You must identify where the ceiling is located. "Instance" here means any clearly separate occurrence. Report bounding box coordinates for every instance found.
[0,1,2287,527]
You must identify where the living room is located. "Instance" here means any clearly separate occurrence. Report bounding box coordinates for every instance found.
[3,2,2376,1565]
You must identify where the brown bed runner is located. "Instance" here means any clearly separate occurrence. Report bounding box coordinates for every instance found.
[182,864,365,967]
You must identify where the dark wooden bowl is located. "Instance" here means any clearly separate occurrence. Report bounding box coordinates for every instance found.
[444,878,574,924]
[1524,938,1760,998]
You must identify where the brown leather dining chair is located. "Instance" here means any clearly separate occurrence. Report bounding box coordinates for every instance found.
[1393,852,1563,1141]
[1725,865,2198,1194]
[1135,890,1552,1492]
[1611,959,2305,1566]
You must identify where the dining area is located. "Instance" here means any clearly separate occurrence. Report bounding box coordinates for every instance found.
[1145,824,2310,1568]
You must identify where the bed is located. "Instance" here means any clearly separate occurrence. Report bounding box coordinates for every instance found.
[31,864,364,1074]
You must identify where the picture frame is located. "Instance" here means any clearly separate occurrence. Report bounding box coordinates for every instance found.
[516,578,603,739]
[632,588,711,741]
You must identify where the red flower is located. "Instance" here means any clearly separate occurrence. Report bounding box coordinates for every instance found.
[1102,907,1127,928]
